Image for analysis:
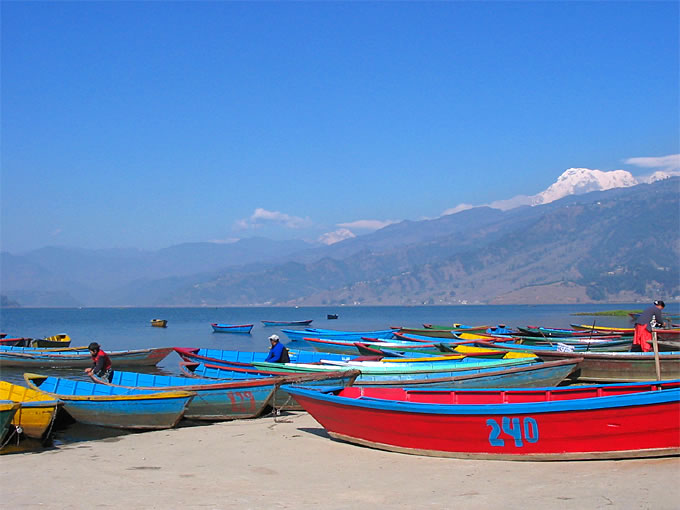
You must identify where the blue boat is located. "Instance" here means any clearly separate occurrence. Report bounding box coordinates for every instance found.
[211,323,254,334]
[173,347,356,370]
[89,370,281,421]
[178,362,361,411]
[25,373,195,430]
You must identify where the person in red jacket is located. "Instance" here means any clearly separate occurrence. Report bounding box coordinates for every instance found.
[85,342,114,381]
[632,300,666,352]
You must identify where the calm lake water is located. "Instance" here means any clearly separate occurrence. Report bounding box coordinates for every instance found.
[1,303,671,382]
[1,303,676,452]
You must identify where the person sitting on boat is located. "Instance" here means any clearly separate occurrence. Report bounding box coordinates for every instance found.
[84,342,114,381]
[631,300,666,352]
[265,335,290,363]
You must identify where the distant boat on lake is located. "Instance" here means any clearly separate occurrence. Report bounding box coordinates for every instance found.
[211,323,254,334]
[151,319,168,328]
[261,319,313,327]
[32,334,71,348]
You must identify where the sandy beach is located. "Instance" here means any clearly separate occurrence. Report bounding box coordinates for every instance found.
[2,411,679,509]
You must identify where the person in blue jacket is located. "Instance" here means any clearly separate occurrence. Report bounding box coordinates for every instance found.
[265,334,290,363]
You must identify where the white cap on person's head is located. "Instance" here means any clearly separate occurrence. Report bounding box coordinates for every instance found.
[269,334,280,342]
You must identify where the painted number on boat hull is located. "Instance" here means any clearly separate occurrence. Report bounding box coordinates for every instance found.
[227,391,256,412]
[487,417,539,447]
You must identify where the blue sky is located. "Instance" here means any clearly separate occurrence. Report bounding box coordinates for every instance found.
[2,1,678,252]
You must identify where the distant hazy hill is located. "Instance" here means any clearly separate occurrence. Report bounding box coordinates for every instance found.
[1,237,313,306]
[146,178,678,306]
[2,178,678,306]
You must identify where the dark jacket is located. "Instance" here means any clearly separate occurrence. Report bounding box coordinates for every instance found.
[635,306,665,332]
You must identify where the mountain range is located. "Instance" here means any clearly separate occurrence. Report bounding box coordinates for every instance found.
[1,176,678,307]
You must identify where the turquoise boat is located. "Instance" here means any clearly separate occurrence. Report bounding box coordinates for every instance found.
[25,374,195,430]
[250,355,536,375]
[189,358,579,390]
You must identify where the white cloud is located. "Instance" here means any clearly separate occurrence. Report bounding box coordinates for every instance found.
[234,208,312,230]
[318,228,356,245]
[441,203,475,216]
[625,154,680,172]
[209,238,240,244]
[337,219,397,231]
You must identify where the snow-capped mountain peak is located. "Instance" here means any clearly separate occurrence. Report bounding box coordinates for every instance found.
[531,168,638,205]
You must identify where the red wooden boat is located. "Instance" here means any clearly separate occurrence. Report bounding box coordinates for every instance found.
[284,381,680,461]
[0,337,31,347]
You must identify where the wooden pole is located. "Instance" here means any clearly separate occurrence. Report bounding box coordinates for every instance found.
[652,329,661,381]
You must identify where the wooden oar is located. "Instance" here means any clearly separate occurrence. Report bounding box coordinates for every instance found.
[652,329,661,381]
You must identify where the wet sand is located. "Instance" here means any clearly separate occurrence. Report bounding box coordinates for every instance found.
[2,411,679,509]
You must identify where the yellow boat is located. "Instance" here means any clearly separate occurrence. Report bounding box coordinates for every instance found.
[31,334,71,348]
[151,319,168,328]
[0,381,62,441]
[453,344,537,359]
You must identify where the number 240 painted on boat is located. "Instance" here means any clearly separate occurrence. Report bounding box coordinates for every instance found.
[487,417,539,447]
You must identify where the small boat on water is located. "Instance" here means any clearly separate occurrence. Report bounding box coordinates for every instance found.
[0,337,32,347]
[0,381,62,441]
[261,319,313,327]
[283,328,395,342]
[32,334,71,348]
[211,323,254,334]
[151,319,168,328]
[327,314,338,320]
[0,346,174,369]
[397,326,491,339]
[285,380,680,460]
[25,373,195,430]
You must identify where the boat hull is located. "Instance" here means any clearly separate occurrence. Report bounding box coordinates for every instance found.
[32,334,71,348]
[262,320,313,327]
[0,381,61,440]
[0,347,174,369]
[91,371,279,421]
[286,383,680,460]
[211,323,254,334]
[502,348,679,382]
[0,401,21,447]
[25,374,194,430]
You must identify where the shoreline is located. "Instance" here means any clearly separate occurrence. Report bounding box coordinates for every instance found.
[3,411,679,509]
